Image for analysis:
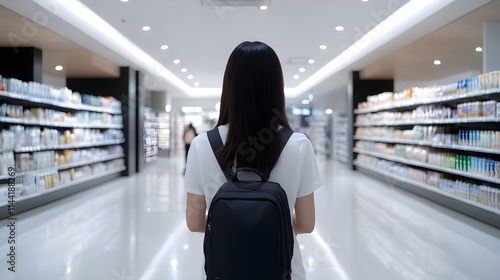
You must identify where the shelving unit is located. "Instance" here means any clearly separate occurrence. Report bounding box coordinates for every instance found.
[0,81,126,218]
[353,161,500,215]
[305,115,331,158]
[352,73,500,228]
[157,112,171,156]
[143,107,158,163]
[333,113,348,163]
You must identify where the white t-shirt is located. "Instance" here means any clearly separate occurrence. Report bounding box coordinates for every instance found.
[184,125,323,280]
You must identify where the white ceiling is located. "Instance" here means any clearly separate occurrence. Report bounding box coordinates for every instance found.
[77,0,410,89]
[0,0,499,101]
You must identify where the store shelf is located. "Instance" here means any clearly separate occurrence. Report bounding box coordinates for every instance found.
[0,116,123,129]
[143,107,158,163]
[0,74,127,218]
[334,113,348,163]
[11,139,125,153]
[354,136,500,155]
[354,148,500,185]
[354,88,500,114]
[353,161,500,215]
[0,166,126,219]
[0,91,121,114]
[354,117,498,127]
[13,153,124,177]
[0,166,125,206]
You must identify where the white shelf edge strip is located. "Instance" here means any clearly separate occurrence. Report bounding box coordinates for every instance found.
[353,161,500,215]
[354,117,498,127]
[14,154,125,177]
[0,166,126,207]
[353,148,500,185]
[10,139,125,153]
[0,116,122,129]
[354,88,500,114]
[0,91,121,114]
[353,136,500,155]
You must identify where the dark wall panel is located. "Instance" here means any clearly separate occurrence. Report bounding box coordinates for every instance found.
[348,71,393,169]
[0,47,42,82]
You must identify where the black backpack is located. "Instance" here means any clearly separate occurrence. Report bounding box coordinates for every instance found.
[204,127,295,280]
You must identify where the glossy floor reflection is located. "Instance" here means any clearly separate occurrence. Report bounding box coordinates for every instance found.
[0,155,499,280]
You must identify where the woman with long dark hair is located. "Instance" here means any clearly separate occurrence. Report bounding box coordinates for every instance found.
[185,41,322,280]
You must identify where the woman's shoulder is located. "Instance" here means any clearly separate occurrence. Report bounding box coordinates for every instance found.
[283,132,313,153]
[289,132,311,145]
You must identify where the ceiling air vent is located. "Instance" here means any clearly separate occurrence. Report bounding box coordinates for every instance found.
[201,0,270,6]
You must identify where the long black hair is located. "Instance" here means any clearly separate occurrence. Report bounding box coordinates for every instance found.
[215,41,291,171]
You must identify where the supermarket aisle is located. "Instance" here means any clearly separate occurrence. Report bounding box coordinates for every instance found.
[1,155,500,280]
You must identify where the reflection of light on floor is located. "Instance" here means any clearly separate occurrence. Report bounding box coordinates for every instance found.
[355,185,463,279]
[139,222,185,280]
[310,231,349,280]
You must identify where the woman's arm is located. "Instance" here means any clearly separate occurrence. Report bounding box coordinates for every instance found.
[186,192,207,233]
[293,193,316,234]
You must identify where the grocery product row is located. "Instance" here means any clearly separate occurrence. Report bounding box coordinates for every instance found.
[355,126,500,150]
[352,70,500,226]
[356,70,500,112]
[0,158,125,206]
[0,68,129,218]
[0,76,121,113]
[0,145,124,177]
[144,107,158,162]
[157,112,171,152]
[334,113,348,163]
[355,141,500,179]
[0,126,124,152]
[355,102,499,126]
[0,103,122,127]
[355,155,500,212]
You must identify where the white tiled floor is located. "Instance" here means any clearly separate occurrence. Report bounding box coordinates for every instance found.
[1,155,500,280]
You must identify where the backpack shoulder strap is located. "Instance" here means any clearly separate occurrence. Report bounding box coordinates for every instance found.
[207,127,294,181]
[207,127,233,181]
[262,127,293,178]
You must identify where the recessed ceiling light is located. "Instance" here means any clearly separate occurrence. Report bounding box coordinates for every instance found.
[173,59,180,64]
[325,109,333,115]
[320,45,327,50]
[181,68,187,73]
[142,25,151,31]
[335,26,344,31]
[160,45,168,50]
[120,0,129,2]
[260,5,268,10]
[361,0,369,2]
[293,75,300,80]
[308,59,315,64]
[55,65,64,71]
[194,82,200,87]
[475,47,483,52]
[187,75,194,80]
[434,60,441,65]
[299,67,305,72]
